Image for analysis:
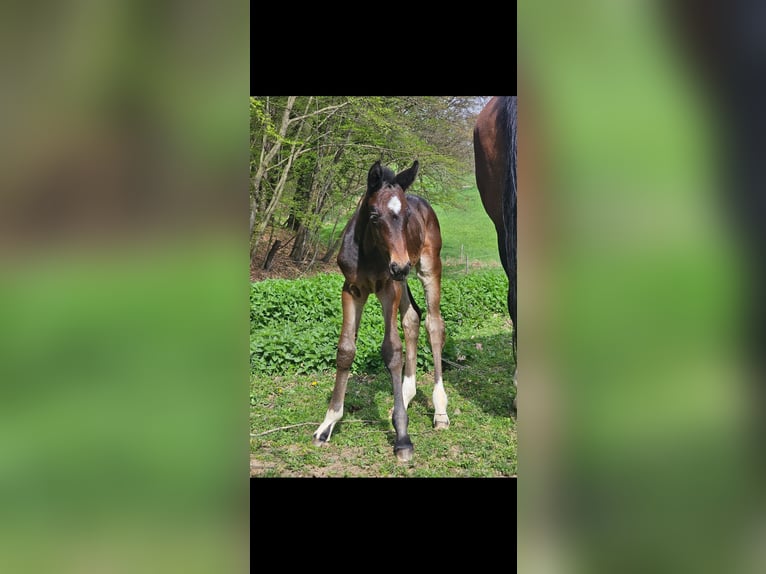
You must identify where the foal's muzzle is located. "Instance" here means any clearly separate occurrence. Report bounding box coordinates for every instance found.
[389,261,410,281]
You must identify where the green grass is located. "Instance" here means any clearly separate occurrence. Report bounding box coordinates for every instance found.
[250,268,515,477]
[250,314,515,477]
[433,184,502,275]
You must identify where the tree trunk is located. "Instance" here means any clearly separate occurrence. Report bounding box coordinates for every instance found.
[254,97,317,249]
[286,153,316,232]
[251,97,297,206]
[262,240,282,270]
[289,225,309,261]
[320,237,340,263]
[249,197,257,241]
[250,96,298,254]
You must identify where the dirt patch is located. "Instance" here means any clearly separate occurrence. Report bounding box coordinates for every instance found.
[250,229,339,282]
[249,457,277,477]
[300,446,377,478]
[250,446,384,478]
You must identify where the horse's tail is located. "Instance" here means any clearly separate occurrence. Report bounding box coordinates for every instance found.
[501,96,518,357]
[405,280,423,320]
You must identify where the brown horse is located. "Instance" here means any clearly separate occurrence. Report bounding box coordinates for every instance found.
[312,160,448,462]
[474,96,517,408]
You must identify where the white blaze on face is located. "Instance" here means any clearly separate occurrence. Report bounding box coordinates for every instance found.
[387,195,402,215]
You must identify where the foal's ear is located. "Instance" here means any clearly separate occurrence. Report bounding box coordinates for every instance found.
[395,160,419,190]
[367,161,383,193]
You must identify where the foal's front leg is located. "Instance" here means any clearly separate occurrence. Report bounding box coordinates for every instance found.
[312,285,367,446]
[379,281,413,462]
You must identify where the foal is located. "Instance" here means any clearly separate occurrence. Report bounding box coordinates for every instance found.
[312,160,449,462]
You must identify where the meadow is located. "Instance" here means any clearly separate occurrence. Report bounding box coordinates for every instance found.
[249,184,515,477]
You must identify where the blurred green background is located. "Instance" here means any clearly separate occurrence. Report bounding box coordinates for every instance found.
[519,1,761,574]
[0,1,249,572]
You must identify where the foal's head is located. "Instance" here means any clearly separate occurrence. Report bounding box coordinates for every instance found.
[364,160,419,281]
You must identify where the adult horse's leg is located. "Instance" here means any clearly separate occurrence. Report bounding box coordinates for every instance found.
[399,283,420,410]
[417,252,449,430]
[312,283,368,446]
[378,280,413,462]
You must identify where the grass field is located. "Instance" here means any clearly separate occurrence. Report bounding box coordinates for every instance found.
[250,312,515,478]
[432,184,502,275]
[249,270,515,477]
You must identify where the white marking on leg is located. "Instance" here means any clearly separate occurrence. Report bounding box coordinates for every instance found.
[403,374,417,409]
[387,196,401,215]
[433,377,450,428]
[314,406,343,442]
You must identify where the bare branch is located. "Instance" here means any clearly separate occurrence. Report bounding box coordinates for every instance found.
[287,101,350,124]
[250,419,383,437]
[442,358,468,370]
[251,422,317,437]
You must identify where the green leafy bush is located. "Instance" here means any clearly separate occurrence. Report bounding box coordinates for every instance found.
[250,268,508,375]
[438,270,508,327]
[250,274,343,330]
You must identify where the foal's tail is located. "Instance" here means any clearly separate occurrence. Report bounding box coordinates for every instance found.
[405,281,423,320]
[501,96,518,358]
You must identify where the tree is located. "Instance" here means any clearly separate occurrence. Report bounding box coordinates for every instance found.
[250,96,484,267]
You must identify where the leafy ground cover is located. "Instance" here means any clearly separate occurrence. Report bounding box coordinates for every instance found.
[250,268,515,477]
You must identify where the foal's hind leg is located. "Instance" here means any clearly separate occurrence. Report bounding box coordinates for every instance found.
[399,284,421,410]
[312,284,368,446]
[418,254,449,429]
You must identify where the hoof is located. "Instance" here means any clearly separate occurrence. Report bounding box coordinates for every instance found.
[312,423,335,446]
[433,414,450,430]
[394,436,414,462]
[311,436,327,447]
[395,446,414,462]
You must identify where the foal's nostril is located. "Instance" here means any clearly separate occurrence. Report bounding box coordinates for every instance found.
[390,262,410,280]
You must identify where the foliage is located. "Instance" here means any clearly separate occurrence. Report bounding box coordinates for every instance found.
[249,268,509,376]
[249,96,485,264]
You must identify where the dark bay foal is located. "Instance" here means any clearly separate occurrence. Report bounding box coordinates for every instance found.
[312,160,449,462]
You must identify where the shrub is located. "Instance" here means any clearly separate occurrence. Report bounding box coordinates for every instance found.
[250,268,508,375]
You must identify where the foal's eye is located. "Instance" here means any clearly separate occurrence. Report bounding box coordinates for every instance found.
[369,212,380,223]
